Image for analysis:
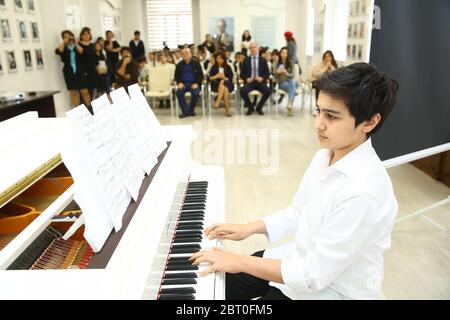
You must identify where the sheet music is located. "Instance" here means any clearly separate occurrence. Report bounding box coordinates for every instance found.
[92,94,145,201]
[110,88,160,175]
[62,140,113,253]
[127,84,168,155]
[65,105,131,232]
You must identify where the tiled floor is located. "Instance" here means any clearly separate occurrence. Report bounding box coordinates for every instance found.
[155,98,450,300]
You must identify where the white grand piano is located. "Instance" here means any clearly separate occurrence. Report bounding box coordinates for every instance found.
[0,99,225,300]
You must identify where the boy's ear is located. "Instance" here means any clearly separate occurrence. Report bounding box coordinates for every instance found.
[361,113,381,134]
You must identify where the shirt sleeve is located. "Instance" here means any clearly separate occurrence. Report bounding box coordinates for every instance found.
[280,193,386,292]
[262,177,308,243]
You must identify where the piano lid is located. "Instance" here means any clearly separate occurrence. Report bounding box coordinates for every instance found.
[0,112,69,209]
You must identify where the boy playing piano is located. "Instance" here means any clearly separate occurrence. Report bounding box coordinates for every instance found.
[191,63,400,300]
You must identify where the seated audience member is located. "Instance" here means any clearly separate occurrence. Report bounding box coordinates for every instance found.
[274,47,297,116]
[209,51,234,117]
[312,50,338,100]
[148,51,158,67]
[115,47,139,90]
[174,47,204,118]
[240,42,271,116]
[136,55,150,83]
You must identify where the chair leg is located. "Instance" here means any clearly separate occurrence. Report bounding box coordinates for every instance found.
[202,89,206,117]
[175,93,179,117]
[170,93,174,116]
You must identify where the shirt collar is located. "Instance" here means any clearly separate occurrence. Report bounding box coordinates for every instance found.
[330,138,375,177]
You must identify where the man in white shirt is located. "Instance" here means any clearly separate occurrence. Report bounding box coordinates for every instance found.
[191,63,400,300]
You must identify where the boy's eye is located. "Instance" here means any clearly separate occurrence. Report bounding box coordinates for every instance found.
[326,113,337,120]
[315,108,321,113]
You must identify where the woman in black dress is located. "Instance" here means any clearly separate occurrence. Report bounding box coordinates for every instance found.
[55,30,91,108]
[94,40,108,96]
[209,51,234,117]
[78,27,97,99]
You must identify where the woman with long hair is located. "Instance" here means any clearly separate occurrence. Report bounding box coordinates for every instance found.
[312,50,338,100]
[241,30,252,57]
[274,47,297,116]
[209,51,234,117]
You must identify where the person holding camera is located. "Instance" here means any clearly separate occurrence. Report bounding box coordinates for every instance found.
[55,30,91,108]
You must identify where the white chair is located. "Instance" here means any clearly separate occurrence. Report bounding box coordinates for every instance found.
[145,66,174,115]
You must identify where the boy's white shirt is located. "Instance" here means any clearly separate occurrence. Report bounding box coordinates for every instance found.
[263,138,398,300]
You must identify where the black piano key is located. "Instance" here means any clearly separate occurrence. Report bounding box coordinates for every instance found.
[180,210,205,215]
[170,248,200,254]
[173,238,202,244]
[176,226,203,231]
[186,191,207,195]
[185,190,207,195]
[162,279,197,286]
[188,181,208,186]
[167,259,195,265]
[181,205,206,211]
[160,287,196,295]
[178,222,203,227]
[178,215,204,220]
[164,272,197,279]
[172,244,201,249]
[188,182,208,187]
[175,232,203,238]
[179,212,205,217]
[186,187,207,192]
[184,195,207,199]
[183,199,206,204]
[158,293,195,300]
[166,264,198,271]
[168,256,191,262]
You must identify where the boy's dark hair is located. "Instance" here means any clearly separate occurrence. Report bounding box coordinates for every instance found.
[120,46,131,55]
[136,56,147,64]
[314,62,399,136]
[134,30,141,36]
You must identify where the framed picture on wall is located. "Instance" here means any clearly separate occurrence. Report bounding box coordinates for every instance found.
[27,0,35,13]
[15,0,24,12]
[23,50,32,70]
[30,22,39,41]
[357,45,363,60]
[6,51,18,73]
[35,49,44,69]
[18,20,28,42]
[0,0,6,10]
[1,19,12,42]
[359,23,365,38]
[208,17,235,52]
[0,54,4,75]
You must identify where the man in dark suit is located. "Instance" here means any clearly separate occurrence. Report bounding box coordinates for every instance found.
[129,30,145,60]
[175,47,204,118]
[240,42,271,115]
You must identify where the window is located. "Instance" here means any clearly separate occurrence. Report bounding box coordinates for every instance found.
[145,0,193,50]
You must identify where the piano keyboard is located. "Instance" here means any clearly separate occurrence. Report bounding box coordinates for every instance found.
[157,180,222,300]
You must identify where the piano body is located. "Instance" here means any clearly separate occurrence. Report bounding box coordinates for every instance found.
[0,111,225,300]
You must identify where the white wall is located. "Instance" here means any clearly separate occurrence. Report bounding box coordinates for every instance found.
[197,0,309,78]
